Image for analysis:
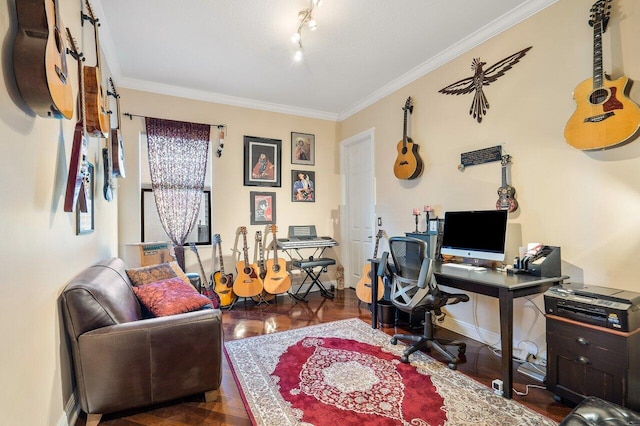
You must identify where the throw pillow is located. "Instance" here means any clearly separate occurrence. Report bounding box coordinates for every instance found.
[132,277,212,317]
[126,262,192,287]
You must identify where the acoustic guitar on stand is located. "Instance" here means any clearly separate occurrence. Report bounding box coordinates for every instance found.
[564,0,640,150]
[211,234,235,307]
[393,96,423,180]
[264,225,292,295]
[495,155,518,212]
[82,0,110,137]
[233,227,263,298]
[13,0,74,119]
[252,230,274,303]
[188,243,221,308]
[356,230,385,304]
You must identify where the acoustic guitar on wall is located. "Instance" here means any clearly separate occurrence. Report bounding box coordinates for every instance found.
[264,225,292,295]
[108,78,126,178]
[233,227,263,298]
[564,0,640,150]
[393,96,423,180]
[13,0,74,119]
[356,230,385,304]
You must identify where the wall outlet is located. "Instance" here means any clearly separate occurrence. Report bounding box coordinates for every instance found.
[492,379,504,396]
[377,217,382,226]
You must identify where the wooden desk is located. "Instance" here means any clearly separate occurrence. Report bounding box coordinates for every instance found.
[433,262,567,399]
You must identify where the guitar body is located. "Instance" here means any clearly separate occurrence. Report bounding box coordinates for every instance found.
[83,66,109,137]
[496,185,518,212]
[63,121,88,212]
[13,0,73,119]
[565,76,640,150]
[233,261,263,298]
[213,270,236,307]
[264,258,291,294]
[393,137,423,179]
[355,264,384,304]
[110,128,126,177]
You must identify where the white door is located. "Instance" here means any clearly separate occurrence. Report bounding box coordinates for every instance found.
[340,129,375,289]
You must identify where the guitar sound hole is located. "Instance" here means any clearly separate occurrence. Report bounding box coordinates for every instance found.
[590,88,609,105]
[273,265,281,273]
[243,267,252,275]
[402,147,408,155]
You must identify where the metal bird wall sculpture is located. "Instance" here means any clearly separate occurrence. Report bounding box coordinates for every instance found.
[439,46,532,123]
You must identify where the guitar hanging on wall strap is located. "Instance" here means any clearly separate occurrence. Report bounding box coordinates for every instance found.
[393,97,423,180]
[564,0,640,150]
[108,78,126,178]
[355,230,385,304]
[496,155,518,212]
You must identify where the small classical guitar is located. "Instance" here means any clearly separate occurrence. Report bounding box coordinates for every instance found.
[188,243,221,308]
[63,29,89,213]
[82,0,110,137]
[393,97,423,180]
[13,0,74,119]
[496,155,518,212]
[264,226,292,295]
[211,234,235,307]
[356,230,385,304]
[233,227,263,298]
[108,78,126,178]
[564,0,640,150]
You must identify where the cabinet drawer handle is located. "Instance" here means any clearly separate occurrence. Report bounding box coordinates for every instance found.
[576,337,590,346]
[576,355,591,365]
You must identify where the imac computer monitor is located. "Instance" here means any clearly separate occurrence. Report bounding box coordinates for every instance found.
[440,210,508,262]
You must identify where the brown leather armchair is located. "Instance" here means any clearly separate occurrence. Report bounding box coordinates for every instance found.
[61,257,222,426]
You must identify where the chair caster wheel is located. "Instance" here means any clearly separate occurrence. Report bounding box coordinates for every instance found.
[390,338,397,345]
[400,354,409,363]
[448,363,457,370]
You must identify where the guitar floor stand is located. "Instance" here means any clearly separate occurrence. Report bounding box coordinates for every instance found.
[289,258,336,302]
[229,294,270,310]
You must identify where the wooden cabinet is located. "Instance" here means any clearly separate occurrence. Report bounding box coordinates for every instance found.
[546,315,640,410]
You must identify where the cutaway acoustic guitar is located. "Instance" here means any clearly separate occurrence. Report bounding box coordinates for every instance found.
[393,97,423,180]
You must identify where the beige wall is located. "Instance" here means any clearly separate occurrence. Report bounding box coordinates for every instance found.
[339,0,640,352]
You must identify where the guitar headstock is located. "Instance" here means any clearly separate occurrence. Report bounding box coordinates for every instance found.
[213,234,221,245]
[255,230,262,241]
[239,226,247,235]
[108,77,119,98]
[270,225,278,235]
[589,0,611,32]
[402,96,413,114]
[65,28,82,60]
[83,0,98,26]
[376,229,384,240]
[187,242,197,252]
[501,154,512,166]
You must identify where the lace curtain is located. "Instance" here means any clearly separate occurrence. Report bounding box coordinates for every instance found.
[145,118,210,270]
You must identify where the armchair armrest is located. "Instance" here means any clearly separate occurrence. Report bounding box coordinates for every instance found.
[75,309,222,415]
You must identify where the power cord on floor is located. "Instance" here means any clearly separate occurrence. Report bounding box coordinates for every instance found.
[512,384,547,396]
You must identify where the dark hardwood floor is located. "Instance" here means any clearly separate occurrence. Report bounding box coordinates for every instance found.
[76,289,573,425]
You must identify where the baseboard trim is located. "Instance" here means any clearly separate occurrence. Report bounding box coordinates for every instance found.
[56,391,80,426]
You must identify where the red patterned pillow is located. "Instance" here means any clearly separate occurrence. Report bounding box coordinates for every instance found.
[132,277,212,317]
[126,263,177,287]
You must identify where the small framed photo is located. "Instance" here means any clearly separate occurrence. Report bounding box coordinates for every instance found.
[291,132,314,165]
[244,136,281,187]
[291,170,315,202]
[250,191,276,225]
[76,162,94,235]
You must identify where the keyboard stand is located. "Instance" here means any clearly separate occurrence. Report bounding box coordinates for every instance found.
[289,258,336,302]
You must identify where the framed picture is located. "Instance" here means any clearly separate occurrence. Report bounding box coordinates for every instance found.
[291,132,314,165]
[76,163,94,234]
[291,169,315,202]
[250,191,276,225]
[244,136,281,187]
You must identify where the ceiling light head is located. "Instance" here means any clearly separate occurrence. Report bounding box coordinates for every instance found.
[313,0,323,7]
[291,32,301,44]
[308,19,317,31]
[294,49,303,62]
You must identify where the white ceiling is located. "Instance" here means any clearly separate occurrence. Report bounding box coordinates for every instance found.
[93,0,557,121]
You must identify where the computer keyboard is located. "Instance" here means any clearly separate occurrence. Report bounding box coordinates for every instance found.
[442,263,486,271]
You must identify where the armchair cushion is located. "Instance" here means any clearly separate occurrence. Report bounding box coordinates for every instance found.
[132,277,212,317]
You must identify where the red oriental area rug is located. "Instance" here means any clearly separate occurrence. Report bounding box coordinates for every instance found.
[224,318,555,426]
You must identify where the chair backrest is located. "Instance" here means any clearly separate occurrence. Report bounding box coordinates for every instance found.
[387,237,436,310]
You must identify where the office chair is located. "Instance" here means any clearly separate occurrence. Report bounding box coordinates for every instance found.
[382,236,469,369]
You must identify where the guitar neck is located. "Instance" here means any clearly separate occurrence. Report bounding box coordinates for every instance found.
[217,243,226,275]
[592,19,604,89]
[501,165,507,187]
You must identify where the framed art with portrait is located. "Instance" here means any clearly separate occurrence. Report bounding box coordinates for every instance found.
[291,132,314,165]
[250,191,276,225]
[244,136,281,187]
[291,170,315,202]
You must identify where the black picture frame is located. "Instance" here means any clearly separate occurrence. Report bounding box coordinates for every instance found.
[244,136,281,187]
[250,191,276,225]
[76,163,94,235]
[291,169,315,202]
[291,132,315,165]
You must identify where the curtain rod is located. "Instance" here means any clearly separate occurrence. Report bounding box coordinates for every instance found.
[123,112,225,129]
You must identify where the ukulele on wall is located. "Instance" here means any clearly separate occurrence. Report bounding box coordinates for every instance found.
[264,226,292,295]
[108,78,126,178]
[13,0,74,119]
[564,0,640,150]
[212,234,236,307]
[82,0,110,137]
[393,97,423,180]
[355,230,385,304]
[233,227,263,298]
[496,155,518,213]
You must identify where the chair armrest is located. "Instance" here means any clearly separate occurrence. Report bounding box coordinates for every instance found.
[417,258,434,289]
[76,309,222,414]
